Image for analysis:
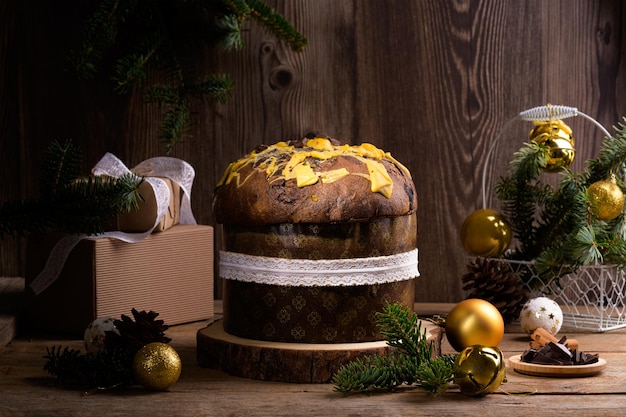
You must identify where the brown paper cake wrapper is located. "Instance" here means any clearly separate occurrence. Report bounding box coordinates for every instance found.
[221,214,417,343]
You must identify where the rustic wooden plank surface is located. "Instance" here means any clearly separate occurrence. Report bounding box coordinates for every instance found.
[1,1,626,304]
[0,277,23,348]
[3,302,626,416]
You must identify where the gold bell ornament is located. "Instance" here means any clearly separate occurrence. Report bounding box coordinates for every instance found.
[587,174,625,221]
[529,119,575,172]
[454,345,506,396]
[460,208,511,257]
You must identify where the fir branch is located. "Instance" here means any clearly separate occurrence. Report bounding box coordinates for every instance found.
[247,0,307,52]
[415,355,457,395]
[214,14,246,51]
[43,309,171,390]
[52,173,144,235]
[0,200,51,237]
[332,354,405,394]
[333,303,455,395]
[587,120,626,183]
[160,99,191,150]
[69,0,306,151]
[40,139,82,197]
[376,302,431,358]
[494,118,626,285]
[44,345,134,389]
[0,140,144,237]
[221,0,251,17]
[188,74,234,104]
[602,234,626,266]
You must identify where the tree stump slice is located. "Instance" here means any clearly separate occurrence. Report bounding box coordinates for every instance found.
[196,318,443,383]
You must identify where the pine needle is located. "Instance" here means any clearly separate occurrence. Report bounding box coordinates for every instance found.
[332,303,454,395]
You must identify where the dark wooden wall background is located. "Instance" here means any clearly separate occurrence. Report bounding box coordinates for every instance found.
[1,1,625,303]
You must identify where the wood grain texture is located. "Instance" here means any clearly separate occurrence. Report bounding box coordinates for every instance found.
[0,0,22,276]
[197,319,443,383]
[1,1,626,303]
[3,304,626,416]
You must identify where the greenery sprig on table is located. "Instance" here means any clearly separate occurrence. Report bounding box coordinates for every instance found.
[332,303,455,395]
[495,119,626,283]
[44,309,171,390]
[70,0,307,152]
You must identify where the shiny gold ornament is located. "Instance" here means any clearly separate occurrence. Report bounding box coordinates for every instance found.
[529,119,575,172]
[445,298,505,352]
[132,342,182,390]
[588,174,625,221]
[454,345,506,396]
[460,209,511,257]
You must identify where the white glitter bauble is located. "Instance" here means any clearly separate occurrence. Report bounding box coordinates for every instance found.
[84,317,119,354]
[519,296,563,335]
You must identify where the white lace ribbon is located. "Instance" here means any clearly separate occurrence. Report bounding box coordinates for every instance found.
[29,153,197,295]
[219,249,419,286]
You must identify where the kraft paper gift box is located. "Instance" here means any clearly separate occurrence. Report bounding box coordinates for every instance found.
[24,224,214,335]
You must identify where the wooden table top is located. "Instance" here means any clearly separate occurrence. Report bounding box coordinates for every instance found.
[3,302,626,416]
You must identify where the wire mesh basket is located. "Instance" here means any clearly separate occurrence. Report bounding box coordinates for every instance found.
[482,105,626,332]
[503,259,626,332]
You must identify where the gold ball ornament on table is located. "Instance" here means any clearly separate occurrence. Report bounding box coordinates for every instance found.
[453,345,506,396]
[460,209,512,257]
[445,298,505,352]
[132,342,182,390]
[587,174,625,221]
[529,119,575,172]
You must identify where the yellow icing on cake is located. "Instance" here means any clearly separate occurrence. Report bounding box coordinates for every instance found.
[320,168,350,183]
[216,137,411,198]
[307,138,335,152]
[364,159,393,198]
[287,162,319,187]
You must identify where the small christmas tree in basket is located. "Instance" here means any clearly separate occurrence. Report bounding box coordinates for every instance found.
[461,104,626,332]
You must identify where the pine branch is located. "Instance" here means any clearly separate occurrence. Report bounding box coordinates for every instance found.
[332,354,406,394]
[44,173,143,236]
[0,200,52,237]
[332,303,455,395]
[414,355,457,395]
[40,139,82,197]
[44,345,134,389]
[159,99,191,151]
[376,302,431,359]
[587,121,626,183]
[43,309,171,390]
[68,0,306,151]
[494,118,626,285]
[246,0,307,52]
[213,14,246,51]
[0,140,144,237]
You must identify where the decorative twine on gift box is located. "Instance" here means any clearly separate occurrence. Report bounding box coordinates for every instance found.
[29,153,197,295]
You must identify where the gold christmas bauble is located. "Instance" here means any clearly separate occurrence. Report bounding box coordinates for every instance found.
[460,209,511,257]
[588,175,625,221]
[445,299,505,352]
[454,345,506,396]
[132,342,182,390]
[529,119,575,172]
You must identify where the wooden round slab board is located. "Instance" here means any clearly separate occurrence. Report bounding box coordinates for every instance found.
[197,318,443,383]
[508,355,607,377]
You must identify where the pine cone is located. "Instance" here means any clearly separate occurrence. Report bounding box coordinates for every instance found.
[104,309,171,354]
[462,257,528,324]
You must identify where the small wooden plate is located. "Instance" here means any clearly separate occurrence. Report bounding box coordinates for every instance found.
[508,355,607,377]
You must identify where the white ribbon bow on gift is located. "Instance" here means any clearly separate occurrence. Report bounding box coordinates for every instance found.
[29,153,197,295]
